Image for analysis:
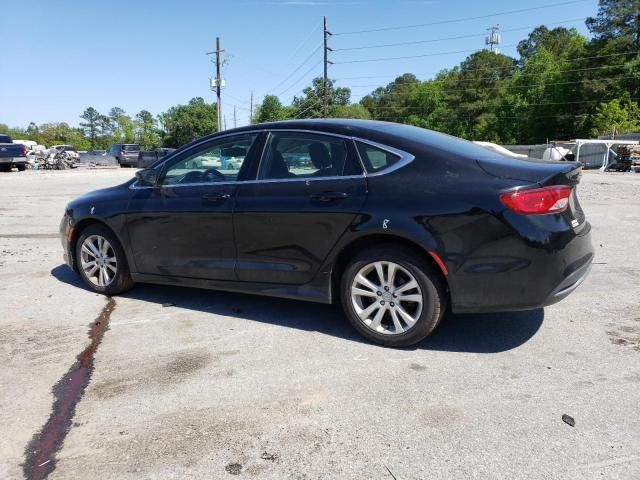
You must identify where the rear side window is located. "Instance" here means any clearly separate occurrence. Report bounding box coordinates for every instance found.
[0,135,12,143]
[356,142,401,173]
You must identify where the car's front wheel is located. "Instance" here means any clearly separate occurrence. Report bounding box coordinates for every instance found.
[75,224,134,295]
[341,246,446,347]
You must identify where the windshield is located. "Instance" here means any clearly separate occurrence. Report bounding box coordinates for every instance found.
[123,145,140,152]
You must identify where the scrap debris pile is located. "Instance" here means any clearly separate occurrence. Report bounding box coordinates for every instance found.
[27,146,78,170]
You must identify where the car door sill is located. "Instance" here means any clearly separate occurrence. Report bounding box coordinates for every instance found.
[130,272,332,304]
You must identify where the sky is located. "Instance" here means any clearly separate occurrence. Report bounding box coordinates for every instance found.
[1,0,600,128]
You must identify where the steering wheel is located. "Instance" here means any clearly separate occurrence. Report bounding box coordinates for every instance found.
[203,168,226,182]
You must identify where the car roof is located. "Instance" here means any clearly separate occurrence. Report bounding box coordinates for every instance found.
[192,119,497,160]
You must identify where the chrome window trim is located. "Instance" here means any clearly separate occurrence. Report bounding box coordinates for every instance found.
[353,138,415,177]
[130,128,414,190]
[255,129,366,181]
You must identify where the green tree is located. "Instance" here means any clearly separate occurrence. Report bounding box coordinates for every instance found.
[360,74,421,123]
[159,97,218,147]
[590,98,640,136]
[79,107,101,148]
[441,51,517,141]
[291,77,351,118]
[517,26,587,63]
[328,103,371,119]
[255,95,289,123]
[135,110,160,149]
[587,0,640,51]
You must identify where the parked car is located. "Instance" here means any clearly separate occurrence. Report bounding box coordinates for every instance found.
[86,149,106,156]
[50,145,80,161]
[60,120,593,347]
[108,143,140,167]
[0,134,27,171]
[137,148,177,169]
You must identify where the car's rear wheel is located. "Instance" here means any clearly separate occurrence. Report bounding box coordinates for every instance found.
[341,246,446,347]
[75,224,134,295]
[16,164,26,171]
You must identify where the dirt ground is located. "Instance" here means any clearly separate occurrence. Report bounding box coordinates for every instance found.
[0,168,639,479]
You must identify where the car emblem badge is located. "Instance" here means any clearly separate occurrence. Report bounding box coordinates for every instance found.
[571,219,579,228]
[0,147,6,152]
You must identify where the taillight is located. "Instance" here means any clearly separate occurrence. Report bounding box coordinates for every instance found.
[21,145,27,156]
[120,150,125,156]
[499,185,571,215]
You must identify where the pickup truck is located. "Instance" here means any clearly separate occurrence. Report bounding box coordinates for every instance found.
[0,134,27,171]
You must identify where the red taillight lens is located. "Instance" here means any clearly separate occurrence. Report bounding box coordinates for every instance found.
[21,145,27,156]
[499,185,571,215]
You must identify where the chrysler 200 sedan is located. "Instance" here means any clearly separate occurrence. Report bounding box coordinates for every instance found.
[60,120,593,347]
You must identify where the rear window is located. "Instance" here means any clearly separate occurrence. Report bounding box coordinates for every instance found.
[123,145,140,152]
[0,135,12,143]
[356,142,401,173]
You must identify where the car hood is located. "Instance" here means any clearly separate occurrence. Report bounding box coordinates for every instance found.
[67,180,135,211]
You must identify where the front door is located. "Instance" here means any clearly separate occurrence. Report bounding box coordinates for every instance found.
[126,133,260,280]
[234,130,367,284]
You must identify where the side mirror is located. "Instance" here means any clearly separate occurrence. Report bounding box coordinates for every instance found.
[135,168,158,186]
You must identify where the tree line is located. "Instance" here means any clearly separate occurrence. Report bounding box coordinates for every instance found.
[2,0,638,149]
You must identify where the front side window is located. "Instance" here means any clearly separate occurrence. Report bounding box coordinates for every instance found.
[356,141,401,173]
[258,132,363,180]
[161,134,256,185]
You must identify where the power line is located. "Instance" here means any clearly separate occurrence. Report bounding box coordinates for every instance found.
[266,43,323,96]
[332,17,587,52]
[332,52,637,81]
[285,21,323,63]
[333,43,520,64]
[357,98,639,110]
[295,100,322,119]
[333,0,591,36]
[277,58,323,97]
[347,75,637,97]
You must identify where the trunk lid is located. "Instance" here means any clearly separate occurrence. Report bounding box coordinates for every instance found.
[476,156,581,187]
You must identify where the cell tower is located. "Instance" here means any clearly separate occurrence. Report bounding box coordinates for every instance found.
[485,25,501,54]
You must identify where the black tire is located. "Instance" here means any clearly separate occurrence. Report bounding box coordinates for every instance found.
[340,245,446,347]
[116,157,124,167]
[16,164,26,171]
[75,224,134,295]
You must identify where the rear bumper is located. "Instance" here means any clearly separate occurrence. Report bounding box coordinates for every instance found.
[119,156,138,166]
[448,219,594,314]
[0,157,27,164]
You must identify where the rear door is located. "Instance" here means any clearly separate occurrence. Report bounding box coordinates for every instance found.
[233,130,367,284]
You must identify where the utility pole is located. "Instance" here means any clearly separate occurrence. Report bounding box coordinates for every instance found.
[234,105,237,129]
[323,16,333,118]
[250,91,254,124]
[206,37,225,131]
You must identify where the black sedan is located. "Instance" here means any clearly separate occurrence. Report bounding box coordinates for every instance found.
[60,120,593,347]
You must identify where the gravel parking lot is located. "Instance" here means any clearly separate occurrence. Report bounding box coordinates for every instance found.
[1,168,639,479]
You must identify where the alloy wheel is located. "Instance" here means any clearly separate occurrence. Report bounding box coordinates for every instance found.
[350,261,423,335]
[80,235,117,287]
